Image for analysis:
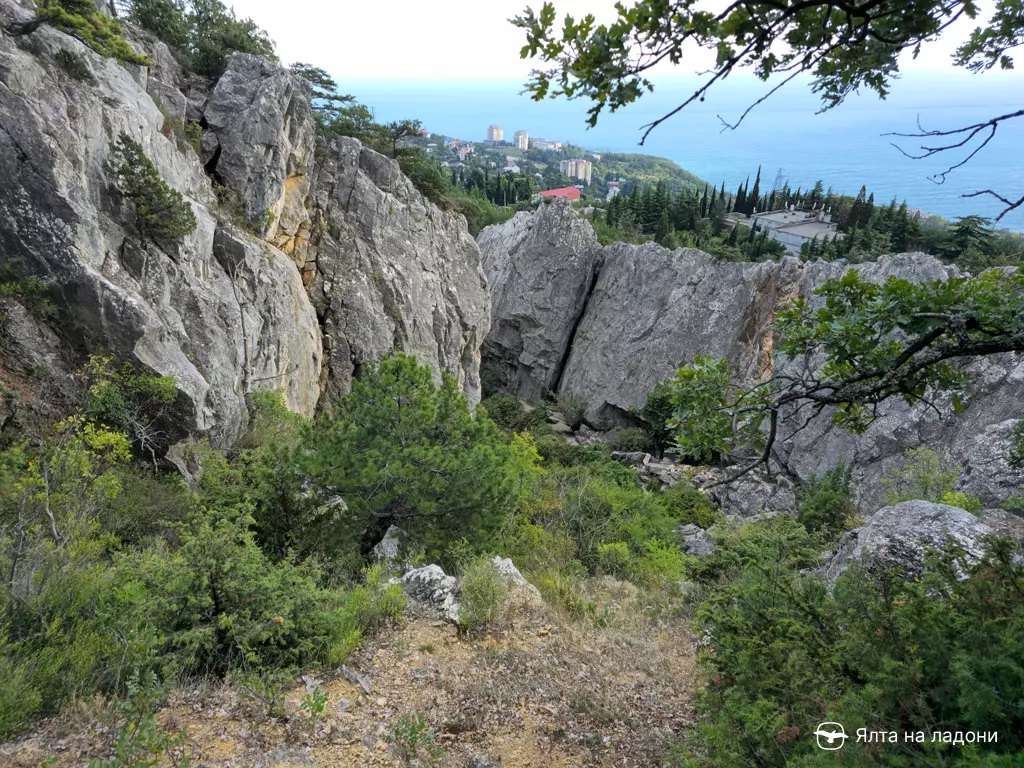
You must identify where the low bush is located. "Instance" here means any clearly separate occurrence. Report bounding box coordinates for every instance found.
[480,392,546,434]
[557,393,588,430]
[882,447,958,504]
[34,0,150,66]
[795,461,856,538]
[675,535,1024,767]
[656,482,719,528]
[605,426,652,453]
[457,557,508,635]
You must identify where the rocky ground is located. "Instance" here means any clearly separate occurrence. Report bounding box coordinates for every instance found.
[1,577,696,768]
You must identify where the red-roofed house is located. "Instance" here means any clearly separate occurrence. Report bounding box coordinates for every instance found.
[538,186,581,201]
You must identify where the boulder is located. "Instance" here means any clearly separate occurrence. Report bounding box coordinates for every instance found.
[370,525,405,569]
[478,197,601,400]
[816,500,996,583]
[397,565,461,624]
[490,556,542,602]
[677,524,716,557]
[395,558,543,623]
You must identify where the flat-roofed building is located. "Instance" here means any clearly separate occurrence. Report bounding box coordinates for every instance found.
[749,207,844,254]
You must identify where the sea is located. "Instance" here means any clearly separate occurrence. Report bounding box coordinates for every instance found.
[337,71,1024,231]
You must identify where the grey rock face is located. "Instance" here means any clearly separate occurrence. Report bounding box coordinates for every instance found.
[816,500,995,582]
[307,138,490,404]
[202,53,315,227]
[478,203,1024,512]
[0,20,298,447]
[560,243,802,429]
[0,15,489,451]
[955,419,1024,508]
[478,198,601,400]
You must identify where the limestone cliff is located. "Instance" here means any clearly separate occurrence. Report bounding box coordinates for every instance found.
[479,203,1024,512]
[0,1,488,450]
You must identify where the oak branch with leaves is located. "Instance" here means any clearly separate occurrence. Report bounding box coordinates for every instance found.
[514,0,1024,220]
[667,268,1024,485]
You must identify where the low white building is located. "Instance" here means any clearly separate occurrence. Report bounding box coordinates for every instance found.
[749,207,844,254]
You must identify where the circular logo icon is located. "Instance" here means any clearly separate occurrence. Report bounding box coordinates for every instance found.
[815,723,848,751]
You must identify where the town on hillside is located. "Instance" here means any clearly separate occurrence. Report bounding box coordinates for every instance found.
[404,125,1022,266]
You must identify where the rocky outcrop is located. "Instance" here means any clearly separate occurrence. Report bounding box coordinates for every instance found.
[479,198,601,400]
[306,137,490,403]
[0,9,488,451]
[478,204,1024,512]
[815,500,995,582]
[561,244,801,428]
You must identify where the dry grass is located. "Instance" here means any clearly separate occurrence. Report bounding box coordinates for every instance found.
[1,578,696,767]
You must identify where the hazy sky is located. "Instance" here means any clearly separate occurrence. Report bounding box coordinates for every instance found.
[229,0,995,81]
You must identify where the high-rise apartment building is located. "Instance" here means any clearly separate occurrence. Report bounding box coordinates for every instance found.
[487,125,504,142]
[513,130,529,150]
[559,159,593,185]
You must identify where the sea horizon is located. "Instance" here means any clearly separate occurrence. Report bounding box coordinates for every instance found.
[337,71,1024,231]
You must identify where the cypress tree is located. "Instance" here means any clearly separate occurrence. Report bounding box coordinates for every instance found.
[735,183,745,214]
[700,183,709,219]
[749,166,762,214]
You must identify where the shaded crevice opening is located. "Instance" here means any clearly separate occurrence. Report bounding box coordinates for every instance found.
[552,251,603,395]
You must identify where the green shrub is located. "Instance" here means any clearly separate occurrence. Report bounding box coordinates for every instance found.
[940,490,984,514]
[86,712,190,768]
[110,134,197,241]
[638,381,675,458]
[795,461,856,537]
[1009,419,1024,469]
[35,0,151,66]
[457,557,507,634]
[302,354,536,562]
[595,541,632,576]
[480,393,538,433]
[100,466,190,544]
[605,426,652,453]
[656,482,719,528]
[213,183,271,234]
[397,153,448,204]
[79,355,178,461]
[533,433,608,467]
[383,714,442,765]
[183,121,202,152]
[557,393,588,430]
[685,517,820,586]
[128,0,276,78]
[882,447,961,504]
[677,536,1024,767]
[54,48,96,84]
[124,499,358,676]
